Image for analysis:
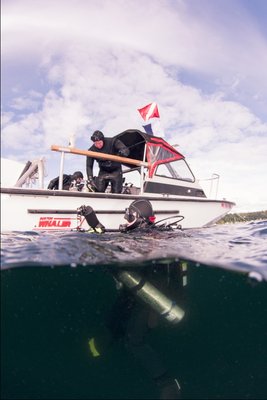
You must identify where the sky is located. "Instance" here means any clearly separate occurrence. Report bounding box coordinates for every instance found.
[1,0,267,212]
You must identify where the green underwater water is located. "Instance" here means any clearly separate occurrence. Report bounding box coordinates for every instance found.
[1,261,267,400]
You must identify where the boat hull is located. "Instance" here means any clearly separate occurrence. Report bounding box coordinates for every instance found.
[1,188,235,232]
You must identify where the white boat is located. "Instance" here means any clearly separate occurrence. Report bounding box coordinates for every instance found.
[0,129,235,232]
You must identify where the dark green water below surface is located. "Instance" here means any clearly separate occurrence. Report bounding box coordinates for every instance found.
[1,262,267,399]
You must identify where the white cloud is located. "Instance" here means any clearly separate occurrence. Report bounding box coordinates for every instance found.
[1,113,43,149]
[2,0,267,90]
[10,90,43,111]
[187,134,267,212]
[41,90,91,146]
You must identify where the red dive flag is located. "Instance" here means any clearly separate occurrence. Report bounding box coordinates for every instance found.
[138,102,160,122]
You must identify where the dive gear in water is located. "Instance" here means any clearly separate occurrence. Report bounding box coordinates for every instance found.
[116,270,185,324]
[77,205,105,233]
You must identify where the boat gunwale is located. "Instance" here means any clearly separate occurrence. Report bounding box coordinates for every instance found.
[0,187,236,206]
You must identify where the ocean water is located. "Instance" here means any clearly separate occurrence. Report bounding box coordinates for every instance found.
[1,221,267,399]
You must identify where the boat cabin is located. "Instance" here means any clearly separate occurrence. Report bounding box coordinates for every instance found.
[115,129,206,198]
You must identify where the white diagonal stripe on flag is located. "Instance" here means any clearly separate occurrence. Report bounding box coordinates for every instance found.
[145,102,157,121]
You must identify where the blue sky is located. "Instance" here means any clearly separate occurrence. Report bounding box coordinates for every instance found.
[1,0,267,212]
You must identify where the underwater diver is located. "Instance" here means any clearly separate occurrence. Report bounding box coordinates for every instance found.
[88,262,187,399]
[78,200,186,398]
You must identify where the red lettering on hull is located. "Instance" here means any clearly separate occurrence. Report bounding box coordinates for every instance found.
[38,217,72,229]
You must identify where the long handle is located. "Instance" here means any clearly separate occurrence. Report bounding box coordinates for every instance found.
[51,145,148,167]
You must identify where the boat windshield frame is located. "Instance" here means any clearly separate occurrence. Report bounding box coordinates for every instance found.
[154,158,196,183]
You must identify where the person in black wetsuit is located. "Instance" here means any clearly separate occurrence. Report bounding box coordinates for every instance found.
[111,264,185,399]
[77,199,156,233]
[47,171,84,191]
[78,200,184,399]
[86,130,129,193]
[88,262,185,400]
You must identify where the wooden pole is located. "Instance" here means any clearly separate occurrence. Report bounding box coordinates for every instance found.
[50,145,149,167]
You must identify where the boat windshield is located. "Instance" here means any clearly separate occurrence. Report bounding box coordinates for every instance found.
[155,159,195,182]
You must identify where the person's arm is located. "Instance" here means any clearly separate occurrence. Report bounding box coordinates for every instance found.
[63,175,72,190]
[86,156,94,180]
[114,139,130,157]
[47,176,59,190]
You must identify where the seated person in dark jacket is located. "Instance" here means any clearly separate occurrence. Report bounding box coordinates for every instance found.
[47,171,84,191]
[86,130,129,193]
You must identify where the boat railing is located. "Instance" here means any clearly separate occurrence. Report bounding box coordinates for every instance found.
[14,158,46,189]
[51,145,148,190]
[198,173,220,199]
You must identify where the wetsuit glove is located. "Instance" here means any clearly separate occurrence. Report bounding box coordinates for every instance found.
[119,224,128,233]
[118,149,129,157]
[87,223,105,234]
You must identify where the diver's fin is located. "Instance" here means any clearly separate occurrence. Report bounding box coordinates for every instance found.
[88,337,100,357]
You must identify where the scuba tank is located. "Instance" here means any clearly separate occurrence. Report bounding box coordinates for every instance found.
[116,270,185,324]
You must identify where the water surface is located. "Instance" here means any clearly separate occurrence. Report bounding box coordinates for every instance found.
[1,221,267,399]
